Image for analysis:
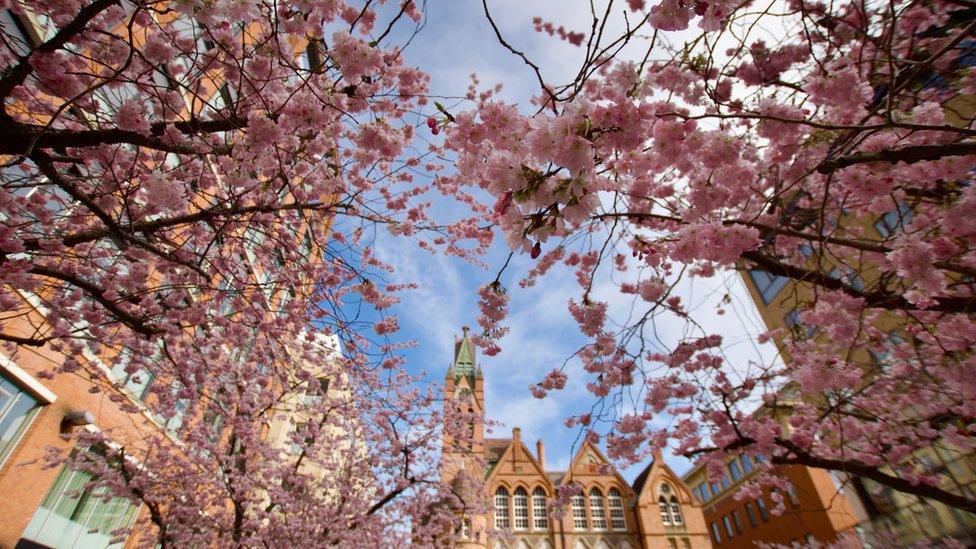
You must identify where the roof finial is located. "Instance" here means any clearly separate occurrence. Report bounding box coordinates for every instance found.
[462,325,470,336]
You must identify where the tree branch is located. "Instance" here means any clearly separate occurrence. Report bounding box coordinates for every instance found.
[1,117,242,156]
[774,439,976,513]
[817,141,976,173]
[0,0,122,105]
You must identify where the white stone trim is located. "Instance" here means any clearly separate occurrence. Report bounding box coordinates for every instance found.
[0,352,57,403]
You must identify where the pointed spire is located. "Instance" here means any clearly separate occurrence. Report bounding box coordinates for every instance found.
[453,325,476,376]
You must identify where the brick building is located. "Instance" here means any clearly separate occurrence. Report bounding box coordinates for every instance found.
[0,5,331,547]
[441,327,713,549]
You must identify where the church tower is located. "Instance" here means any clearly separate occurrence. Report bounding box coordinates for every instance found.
[441,327,487,543]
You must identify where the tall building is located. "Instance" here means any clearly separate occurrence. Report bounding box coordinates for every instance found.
[681,452,861,547]
[706,204,976,546]
[729,256,976,546]
[0,5,331,547]
[441,327,713,549]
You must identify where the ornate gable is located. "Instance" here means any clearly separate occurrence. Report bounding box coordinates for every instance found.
[632,451,695,505]
[485,429,551,489]
[561,441,635,497]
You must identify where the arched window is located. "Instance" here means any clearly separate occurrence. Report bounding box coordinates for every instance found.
[458,517,471,539]
[659,495,671,525]
[571,493,587,531]
[532,487,549,530]
[494,487,510,530]
[608,488,627,530]
[670,497,684,525]
[513,487,529,530]
[659,483,674,525]
[658,483,684,526]
[590,488,607,531]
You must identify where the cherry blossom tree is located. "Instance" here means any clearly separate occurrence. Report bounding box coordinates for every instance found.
[0,0,485,544]
[446,0,976,515]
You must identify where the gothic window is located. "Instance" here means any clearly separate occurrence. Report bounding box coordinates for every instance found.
[608,487,627,530]
[589,488,607,531]
[670,498,684,525]
[532,487,549,530]
[513,487,529,531]
[660,496,671,525]
[571,493,587,530]
[659,483,683,526]
[494,487,510,530]
[458,517,471,539]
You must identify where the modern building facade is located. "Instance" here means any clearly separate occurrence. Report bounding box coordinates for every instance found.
[441,327,713,549]
[682,456,861,547]
[720,209,976,546]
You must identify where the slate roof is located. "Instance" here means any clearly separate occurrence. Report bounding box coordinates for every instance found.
[485,438,512,462]
[631,459,655,494]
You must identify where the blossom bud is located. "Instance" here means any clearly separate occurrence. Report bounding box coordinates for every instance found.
[530,241,542,259]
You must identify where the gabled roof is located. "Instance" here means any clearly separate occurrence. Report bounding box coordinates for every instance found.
[631,459,655,494]
[632,450,697,504]
[546,471,566,485]
[559,440,635,496]
[484,434,553,488]
[485,438,511,463]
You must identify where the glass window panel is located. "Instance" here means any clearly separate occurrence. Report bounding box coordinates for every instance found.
[608,488,626,530]
[875,203,913,237]
[729,460,742,481]
[745,502,759,527]
[513,487,528,531]
[494,487,510,530]
[757,497,770,520]
[571,493,587,530]
[723,515,735,538]
[590,489,607,531]
[0,376,40,465]
[740,455,753,474]
[710,522,721,543]
[694,482,709,502]
[731,510,743,533]
[44,467,92,519]
[670,499,683,525]
[532,487,549,530]
[748,270,789,304]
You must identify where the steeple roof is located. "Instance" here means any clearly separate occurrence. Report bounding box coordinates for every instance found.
[450,326,480,379]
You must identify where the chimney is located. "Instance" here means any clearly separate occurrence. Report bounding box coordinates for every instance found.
[537,439,546,470]
[513,427,521,441]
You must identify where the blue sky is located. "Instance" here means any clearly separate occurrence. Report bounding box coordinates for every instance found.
[357,0,780,481]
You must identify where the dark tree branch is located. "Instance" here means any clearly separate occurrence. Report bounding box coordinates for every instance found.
[741,250,976,314]
[817,141,976,173]
[28,264,164,337]
[0,117,242,156]
[22,200,347,252]
[774,439,976,513]
[0,0,122,106]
